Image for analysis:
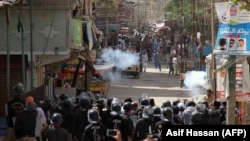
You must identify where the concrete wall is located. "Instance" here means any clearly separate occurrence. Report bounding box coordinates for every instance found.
[0,10,70,55]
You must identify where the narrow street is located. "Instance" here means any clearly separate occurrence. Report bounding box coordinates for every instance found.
[108,62,207,107]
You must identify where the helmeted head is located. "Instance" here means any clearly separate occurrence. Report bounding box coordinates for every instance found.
[123,102,133,112]
[161,101,172,108]
[59,93,69,101]
[60,99,71,110]
[87,109,100,124]
[142,105,154,120]
[190,111,202,125]
[107,97,114,110]
[110,97,121,116]
[153,106,162,117]
[140,98,150,107]
[95,98,107,109]
[79,96,90,109]
[42,97,54,110]
[12,82,24,96]
[51,113,63,124]
[172,99,180,106]
[162,107,173,122]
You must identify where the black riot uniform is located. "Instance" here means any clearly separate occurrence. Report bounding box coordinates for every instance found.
[6,83,25,141]
[107,98,128,141]
[72,96,91,141]
[42,113,68,141]
[152,106,162,123]
[121,102,134,140]
[133,105,155,141]
[81,109,108,141]
[153,107,174,141]
[6,83,25,128]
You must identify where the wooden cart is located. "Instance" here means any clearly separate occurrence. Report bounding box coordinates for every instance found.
[121,65,140,79]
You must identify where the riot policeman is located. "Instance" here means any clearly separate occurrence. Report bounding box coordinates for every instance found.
[133,105,155,141]
[72,96,91,141]
[6,82,25,141]
[81,109,108,141]
[153,107,174,141]
[107,97,128,141]
[41,113,68,141]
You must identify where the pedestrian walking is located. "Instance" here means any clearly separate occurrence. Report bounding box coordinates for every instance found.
[168,56,174,74]
[141,50,148,72]
[172,55,178,75]
[153,51,161,71]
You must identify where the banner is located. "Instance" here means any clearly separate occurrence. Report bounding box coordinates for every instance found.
[214,2,250,55]
[214,2,250,101]
[72,19,82,46]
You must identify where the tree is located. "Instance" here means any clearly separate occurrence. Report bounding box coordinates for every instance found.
[230,0,250,10]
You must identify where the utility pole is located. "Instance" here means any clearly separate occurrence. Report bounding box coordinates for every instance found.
[180,0,184,57]
[29,0,34,89]
[211,0,216,97]
[191,0,196,58]
[20,0,26,91]
[227,56,236,124]
[5,5,10,100]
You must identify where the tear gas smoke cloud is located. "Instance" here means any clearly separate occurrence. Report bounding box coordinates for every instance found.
[100,48,140,70]
[184,71,207,96]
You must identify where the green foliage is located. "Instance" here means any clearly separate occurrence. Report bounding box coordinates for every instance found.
[230,0,250,11]
[96,1,117,16]
[165,0,215,39]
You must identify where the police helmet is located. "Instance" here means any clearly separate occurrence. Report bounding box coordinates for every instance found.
[79,97,90,109]
[61,99,71,109]
[162,107,173,122]
[140,98,149,106]
[51,113,63,124]
[123,102,132,112]
[110,104,121,116]
[172,99,180,106]
[142,105,154,120]
[59,93,69,101]
[87,109,100,124]
[172,105,179,115]
[12,82,24,96]
[96,98,107,108]
[107,97,114,109]
[43,98,53,110]
[153,106,162,117]
[190,111,202,125]
[111,97,121,106]
[161,101,172,108]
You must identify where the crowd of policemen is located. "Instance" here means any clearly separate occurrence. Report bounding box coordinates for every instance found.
[6,82,227,141]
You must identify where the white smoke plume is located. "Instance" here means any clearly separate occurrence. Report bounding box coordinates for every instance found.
[100,48,140,70]
[184,71,207,96]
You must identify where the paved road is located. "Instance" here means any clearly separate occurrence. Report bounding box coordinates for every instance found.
[107,62,207,107]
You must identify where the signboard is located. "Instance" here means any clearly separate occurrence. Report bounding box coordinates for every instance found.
[214,2,250,55]
[215,2,250,101]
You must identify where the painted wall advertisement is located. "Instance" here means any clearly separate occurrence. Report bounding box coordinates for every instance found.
[214,2,250,101]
